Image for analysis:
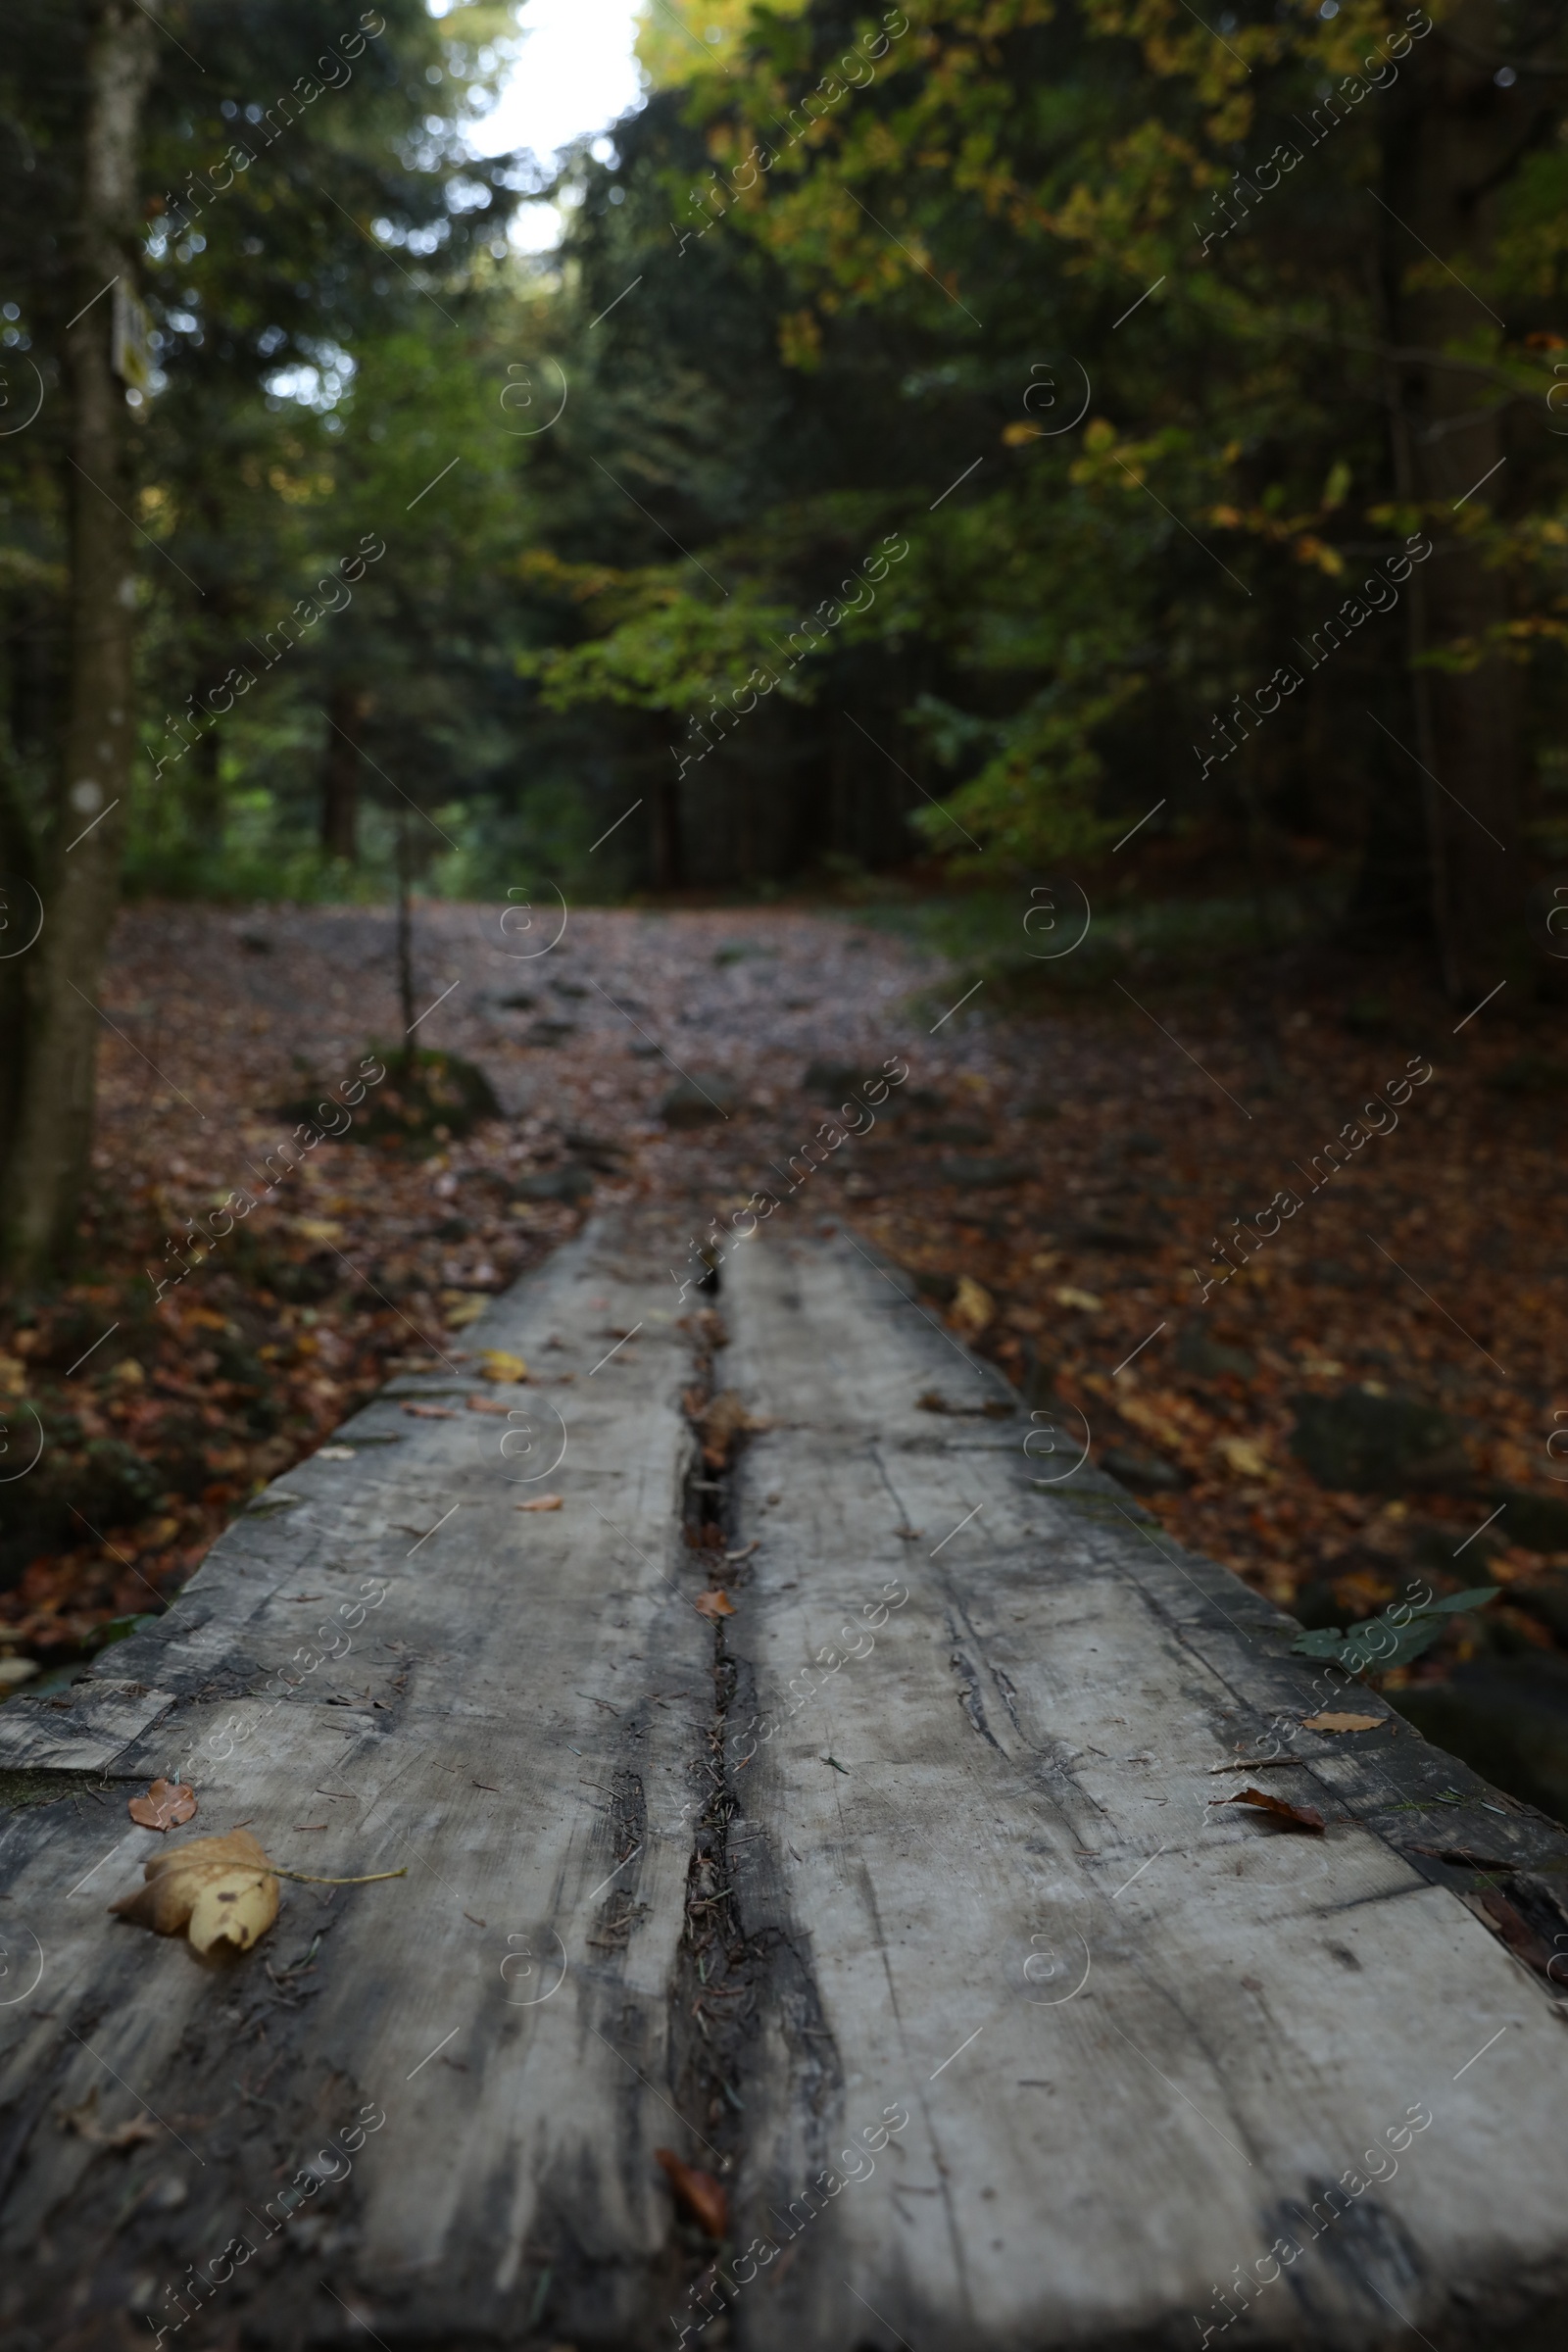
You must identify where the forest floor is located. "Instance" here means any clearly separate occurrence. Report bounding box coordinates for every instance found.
[2,898,1565,1715]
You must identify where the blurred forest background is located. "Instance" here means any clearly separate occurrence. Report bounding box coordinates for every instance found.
[4,2,1566,1239]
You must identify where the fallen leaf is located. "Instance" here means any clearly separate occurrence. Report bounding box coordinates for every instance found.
[515,1494,564,1512]
[58,2087,162,2150]
[1215,1436,1271,1480]
[127,1780,197,1832]
[1054,1285,1102,1312]
[403,1402,457,1419]
[444,1296,490,1329]
[294,1217,344,1244]
[1216,1787,1325,1835]
[688,1389,768,1469]
[317,1445,356,1460]
[478,1349,528,1383]
[655,2147,728,2237]
[466,1395,513,1415]
[1302,1711,1382,1734]
[111,1829,279,1954]
[949,1275,995,1338]
[694,1590,736,1619]
[1462,1886,1557,1978]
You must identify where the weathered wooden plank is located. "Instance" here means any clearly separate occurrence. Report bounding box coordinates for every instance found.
[0,1213,716,2350]
[4,1211,1567,2352]
[714,1228,1568,2352]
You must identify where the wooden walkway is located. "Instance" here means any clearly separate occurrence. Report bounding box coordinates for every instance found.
[3,1210,1568,2350]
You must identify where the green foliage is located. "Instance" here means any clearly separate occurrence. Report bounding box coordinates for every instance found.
[4,0,1567,905]
[1293,1588,1500,1677]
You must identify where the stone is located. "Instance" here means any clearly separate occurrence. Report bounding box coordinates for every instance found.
[914,1120,993,1146]
[1102,1446,1188,1494]
[802,1058,883,1101]
[1175,1328,1256,1380]
[1487,1487,1568,1552]
[936,1156,1036,1190]
[512,1164,594,1203]
[660,1073,738,1128]
[1288,1387,1468,1494]
[1393,1657,1568,1825]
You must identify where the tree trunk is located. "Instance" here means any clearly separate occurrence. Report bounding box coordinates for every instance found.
[0,0,157,1280]
[320,681,368,862]
[1377,3,1559,996]
[651,756,683,892]
[184,717,222,858]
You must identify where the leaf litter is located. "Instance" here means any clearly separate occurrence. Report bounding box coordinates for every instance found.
[1215,1788,1326,1835]
[126,1779,197,1830]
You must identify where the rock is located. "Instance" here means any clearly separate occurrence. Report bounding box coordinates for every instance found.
[1289,1387,1468,1494]
[1486,1487,1568,1552]
[936,1155,1036,1190]
[802,1059,882,1102]
[1102,1446,1188,1494]
[1510,1577,1568,1645]
[660,1073,737,1128]
[512,1164,593,1203]
[1071,1217,1166,1250]
[1393,1658,1568,1826]
[1487,1054,1568,1097]
[1175,1328,1256,1380]
[563,1129,630,1172]
[914,1121,993,1146]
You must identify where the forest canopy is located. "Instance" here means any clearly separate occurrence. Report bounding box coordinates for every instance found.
[1,0,1566,1269]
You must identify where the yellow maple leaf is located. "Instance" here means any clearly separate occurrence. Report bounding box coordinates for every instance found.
[111,1830,278,1955]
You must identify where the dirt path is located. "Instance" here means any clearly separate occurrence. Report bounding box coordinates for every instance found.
[3,902,1566,1802]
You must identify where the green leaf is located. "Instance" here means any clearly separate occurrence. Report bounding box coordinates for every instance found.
[1291,1588,1499,1676]
[1291,1626,1349,1658]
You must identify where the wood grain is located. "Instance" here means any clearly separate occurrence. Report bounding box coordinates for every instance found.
[2,1212,1566,2350]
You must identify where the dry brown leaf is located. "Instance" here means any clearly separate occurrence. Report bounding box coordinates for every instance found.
[1462,1887,1557,1978]
[1302,1710,1382,1734]
[515,1494,564,1512]
[58,2088,162,2151]
[478,1348,528,1384]
[1215,1435,1271,1481]
[949,1274,995,1338]
[111,1829,279,1954]
[1217,1787,1325,1835]
[403,1401,457,1419]
[656,2147,728,2237]
[694,1590,737,1619]
[127,1780,197,1831]
[466,1395,513,1415]
[691,1389,768,1469]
